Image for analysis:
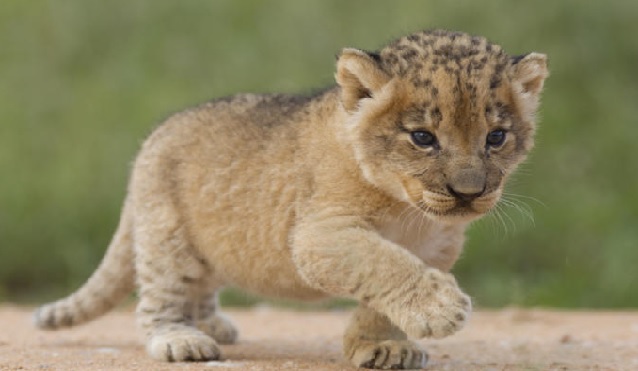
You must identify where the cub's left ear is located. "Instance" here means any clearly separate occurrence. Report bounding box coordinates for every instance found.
[510,53,549,119]
[336,48,391,113]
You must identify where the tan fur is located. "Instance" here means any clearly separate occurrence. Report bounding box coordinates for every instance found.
[34,29,548,369]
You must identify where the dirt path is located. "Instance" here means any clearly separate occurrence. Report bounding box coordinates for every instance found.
[1,305,637,370]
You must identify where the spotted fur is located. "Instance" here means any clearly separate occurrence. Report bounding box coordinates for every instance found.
[34,29,548,369]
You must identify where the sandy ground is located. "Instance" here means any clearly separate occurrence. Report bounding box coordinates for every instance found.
[1,305,637,371]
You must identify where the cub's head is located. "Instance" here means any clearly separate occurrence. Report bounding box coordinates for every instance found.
[336,30,548,222]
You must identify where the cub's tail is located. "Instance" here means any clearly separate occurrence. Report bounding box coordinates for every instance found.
[33,204,136,330]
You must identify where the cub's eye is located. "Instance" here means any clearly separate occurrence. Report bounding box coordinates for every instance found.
[486,129,506,147]
[410,131,437,148]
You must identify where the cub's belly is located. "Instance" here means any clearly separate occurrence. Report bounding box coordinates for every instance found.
[199,239,327,300]
[188,187,326,300]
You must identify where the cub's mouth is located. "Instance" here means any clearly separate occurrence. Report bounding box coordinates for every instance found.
[418,189,502,222]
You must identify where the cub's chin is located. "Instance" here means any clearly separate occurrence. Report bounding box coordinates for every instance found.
[422,207,486,224]
[418,191,502,224]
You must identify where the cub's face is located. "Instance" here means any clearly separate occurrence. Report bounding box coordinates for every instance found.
[336,31,548,222]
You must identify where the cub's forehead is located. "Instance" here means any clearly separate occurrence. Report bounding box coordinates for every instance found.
[376,30,516,122]
[379,30,510,76]
[378,29,512,94]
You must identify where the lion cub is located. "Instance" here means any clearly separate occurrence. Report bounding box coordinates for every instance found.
[34,29,548,369]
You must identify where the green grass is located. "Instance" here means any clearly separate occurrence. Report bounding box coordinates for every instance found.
[1,0,637,308]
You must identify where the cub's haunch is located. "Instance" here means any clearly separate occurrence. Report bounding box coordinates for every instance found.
[34,29,548,369]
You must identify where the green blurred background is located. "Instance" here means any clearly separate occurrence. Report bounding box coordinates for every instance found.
[1,0,637,308]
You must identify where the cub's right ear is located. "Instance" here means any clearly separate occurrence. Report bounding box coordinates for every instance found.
[335,48,390,112]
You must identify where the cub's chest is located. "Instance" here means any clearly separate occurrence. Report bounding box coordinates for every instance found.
[374,205,467,270]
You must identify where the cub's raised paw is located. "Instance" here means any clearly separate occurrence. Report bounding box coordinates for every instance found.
[386,269,472,340]
[197,313,238,345]
[148,327,221,362]
[348,339,427,370]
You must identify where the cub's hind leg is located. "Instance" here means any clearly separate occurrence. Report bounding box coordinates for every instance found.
[344,304,427,369]
[135,222,220,362]
[195,284,238,345]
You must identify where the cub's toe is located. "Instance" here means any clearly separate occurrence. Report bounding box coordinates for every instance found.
[348,339,427,369]
[148,329,220,362]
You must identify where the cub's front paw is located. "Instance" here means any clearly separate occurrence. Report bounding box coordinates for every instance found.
[147,327,220,362]
[347,339,427,370]
[386,269,472,339]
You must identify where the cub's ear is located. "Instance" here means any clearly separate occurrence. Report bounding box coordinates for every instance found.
[335,48,390,112]
[510,53,549,119]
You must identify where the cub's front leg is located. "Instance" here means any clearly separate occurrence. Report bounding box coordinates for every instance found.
[292,217,471,369]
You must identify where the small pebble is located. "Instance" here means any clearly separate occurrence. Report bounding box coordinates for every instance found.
[206,361,244,368]
[96,347,120,354]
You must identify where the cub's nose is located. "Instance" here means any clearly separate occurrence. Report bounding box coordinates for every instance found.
[447,168,486,203]
[446,184,485,203]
